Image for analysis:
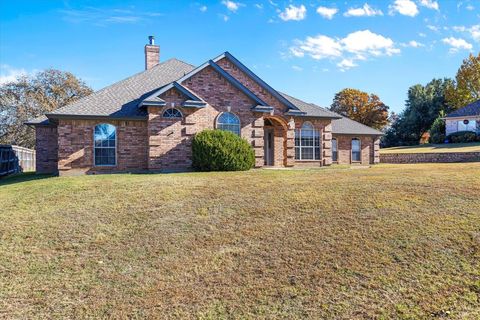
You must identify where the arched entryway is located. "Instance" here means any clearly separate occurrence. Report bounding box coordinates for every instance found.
[263,116,290,167]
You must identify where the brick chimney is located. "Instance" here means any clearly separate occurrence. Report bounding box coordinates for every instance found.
[144,36,160,70]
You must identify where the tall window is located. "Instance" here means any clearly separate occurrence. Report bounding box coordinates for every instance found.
[351,138,361,162]
[458,120,476,132]
[163,108,182,118]
[295,122,320,160]
[94,123,116,166]
[332,138,338,162]
[217,112,240,135]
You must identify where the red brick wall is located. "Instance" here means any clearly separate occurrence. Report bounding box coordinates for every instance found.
[57,119,148,175]
[216,58,288,116]
[333,135,377,165]
[35,126,58,174]
[181,65,265,167]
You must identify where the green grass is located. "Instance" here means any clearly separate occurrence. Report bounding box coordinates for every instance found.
[1,164,479,319]
[380,142,480,154]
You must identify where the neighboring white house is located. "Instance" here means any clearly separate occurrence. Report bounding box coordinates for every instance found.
[445,99,480,136]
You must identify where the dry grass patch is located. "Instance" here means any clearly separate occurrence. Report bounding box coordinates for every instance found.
[1,164,479,319]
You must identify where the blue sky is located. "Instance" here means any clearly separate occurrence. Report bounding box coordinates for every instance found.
[1,0,479,113]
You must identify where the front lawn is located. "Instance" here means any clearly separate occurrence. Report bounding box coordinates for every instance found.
[1,164,479,319]
[380,142,480,154]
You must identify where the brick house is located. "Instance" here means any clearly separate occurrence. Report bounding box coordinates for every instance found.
[27,37,383,175]
[445,99,480,136]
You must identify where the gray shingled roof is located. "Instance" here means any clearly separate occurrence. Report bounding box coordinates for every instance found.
[281,93,341,118]
[27,54,382,137]
[446,99,480,117]
[26,58,195,124]
[332,116,383,135]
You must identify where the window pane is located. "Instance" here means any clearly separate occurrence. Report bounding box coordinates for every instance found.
[94,123,116,166]
[217,112,240,135]
[352,151,361,162]
[295,147,300,160]
[315,146,320,160]
[352,139,360,152]
[301,147,314,160]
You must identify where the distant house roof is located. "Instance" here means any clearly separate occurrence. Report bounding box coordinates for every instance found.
[446,99,480,118]
[26,52,381,137]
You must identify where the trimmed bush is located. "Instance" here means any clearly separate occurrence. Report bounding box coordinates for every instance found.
[428,116,446,144]
[192,129,255,171]
[447,131,479,143]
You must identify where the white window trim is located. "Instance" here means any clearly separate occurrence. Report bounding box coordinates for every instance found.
[93,123,117,167]
[162,107,183,119]
[216,112,241,135]
[295,122,321,161]
[351,138,361,163]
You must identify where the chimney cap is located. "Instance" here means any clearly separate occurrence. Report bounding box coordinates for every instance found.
[148,35,155,45]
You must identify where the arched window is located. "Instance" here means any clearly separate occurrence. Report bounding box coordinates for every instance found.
[295,122,320,160]
[351,138,361,162]
[332,138,338,162]
[162,108,182,118]
[94,123,116,166]
[217,112,240,135]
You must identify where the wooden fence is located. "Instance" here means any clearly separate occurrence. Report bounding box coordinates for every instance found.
[0,145,36,177]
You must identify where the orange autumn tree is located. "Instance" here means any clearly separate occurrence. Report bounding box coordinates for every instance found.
[330,88,389,130]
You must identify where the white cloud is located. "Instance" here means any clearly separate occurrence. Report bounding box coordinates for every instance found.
[442,37,473,52]
[199,5,207,12]
[0,65,29,85]
[418,32,427,37]
[454,24,480,43]
[344,3,383,17]
[291,35,342,59]
[426,25,439,32]
[466,5,475,11]
[291,65,303,71]
[337,59,358,71]
[290,30,400,71]
[221,1,242,12]
[401,40,424,47]
[316,6,338,19]
[279,4,306,21]
[389,0,419,17]
[255,3,263,9]
[419,0,439,10]
[219,14,229,21]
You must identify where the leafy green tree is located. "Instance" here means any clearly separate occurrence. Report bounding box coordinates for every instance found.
[445,53,480,110]
[0,69,92,148]
[382,78,453,146]
[428,111,446,144]
[330,88,389,130]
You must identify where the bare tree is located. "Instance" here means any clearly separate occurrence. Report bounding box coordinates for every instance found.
[0,69,92,148]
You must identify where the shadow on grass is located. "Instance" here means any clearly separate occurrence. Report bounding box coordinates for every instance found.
[0,172,55,187]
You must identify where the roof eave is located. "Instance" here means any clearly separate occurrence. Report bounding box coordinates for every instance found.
[46,113,148,121]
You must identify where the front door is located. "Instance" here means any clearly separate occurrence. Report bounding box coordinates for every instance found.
[264,128,274,166]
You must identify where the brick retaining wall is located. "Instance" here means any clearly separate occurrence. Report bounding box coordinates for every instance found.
[380,152,480,164]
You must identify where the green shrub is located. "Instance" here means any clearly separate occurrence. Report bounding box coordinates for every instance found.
[447,131,479,143]
[428,116,446,144]
[192,129,255,171]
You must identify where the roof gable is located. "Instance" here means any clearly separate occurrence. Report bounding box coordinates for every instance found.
[139,82,207,108]
[212,52,300,111]
[176,59,269,107]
